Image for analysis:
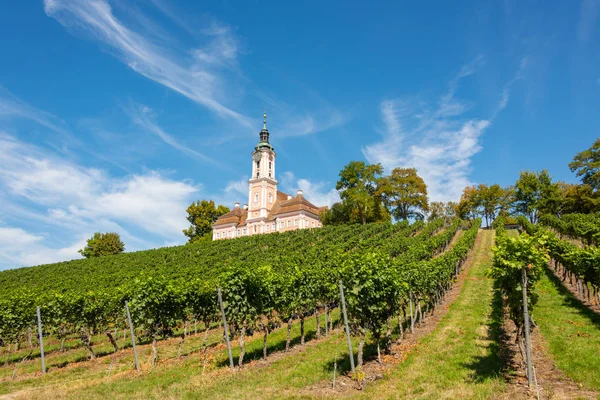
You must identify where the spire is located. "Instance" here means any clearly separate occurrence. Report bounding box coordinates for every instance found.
[259,109,270,144]
[263,108,267,130]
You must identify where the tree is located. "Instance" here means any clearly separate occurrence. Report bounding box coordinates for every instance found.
[336,161,387,224]
[456,186,480,220]
[377,168,429,221]
[428,202,446,220]
[477,184,506,227]
[569,138,600,190]
[183,200,229,242]
[78,232,125,258]
[559,182,599,214]
[514,170,558,223]
[321,202,352,225]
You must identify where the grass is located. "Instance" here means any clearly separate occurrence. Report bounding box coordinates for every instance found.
[358,229,506,399]
[532,266,600,391]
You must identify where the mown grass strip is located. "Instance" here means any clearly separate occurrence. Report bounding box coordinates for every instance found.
[533,267,600,391]
[359,229,506,399]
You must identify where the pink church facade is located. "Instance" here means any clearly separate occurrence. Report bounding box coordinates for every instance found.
[212,113,325,240]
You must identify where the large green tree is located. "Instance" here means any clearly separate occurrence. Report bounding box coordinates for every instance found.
[515,170,558,223]
[569,138,600,190]
[335,161,387,224]
[377,167,429,221]
[78,232,125,258]
[183,200,229,242]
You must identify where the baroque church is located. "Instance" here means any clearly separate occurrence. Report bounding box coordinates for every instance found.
[212,112,325,240]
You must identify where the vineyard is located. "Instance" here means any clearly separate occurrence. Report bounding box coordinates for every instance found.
[0,217,479,385]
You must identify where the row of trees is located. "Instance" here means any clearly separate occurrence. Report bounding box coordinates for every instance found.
[457,138,600,226]
[323,162,432,225]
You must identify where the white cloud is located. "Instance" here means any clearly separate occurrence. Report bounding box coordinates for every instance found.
[0,227,85,268]
[0,86,73,141]
[363,59,522,202]
[0,133,201,268]
[123,102,221,166]
[44,0,252,128]
[279,171,339,207]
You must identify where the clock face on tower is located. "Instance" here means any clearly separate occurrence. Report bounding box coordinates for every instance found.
[253,152,262,162]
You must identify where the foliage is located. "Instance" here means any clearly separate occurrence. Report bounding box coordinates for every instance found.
[183,200,230,242]
[490,228,549,332]
[78,232,125,258]
[377,167,429,221]
[336,161,388,224]
[514,169,560,223]
[569,138,600,190]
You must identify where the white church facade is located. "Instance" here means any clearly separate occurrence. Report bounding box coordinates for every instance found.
[212,112,325,240]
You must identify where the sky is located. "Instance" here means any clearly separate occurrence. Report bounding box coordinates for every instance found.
[0,0,598,270]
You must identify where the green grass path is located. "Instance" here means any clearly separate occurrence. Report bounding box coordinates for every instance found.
[533,267,600,391]
[359,229,506,399]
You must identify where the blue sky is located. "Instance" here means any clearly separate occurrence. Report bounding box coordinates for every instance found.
[0,0,598,269]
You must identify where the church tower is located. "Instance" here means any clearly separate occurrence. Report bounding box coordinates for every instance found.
[247,110,277,225]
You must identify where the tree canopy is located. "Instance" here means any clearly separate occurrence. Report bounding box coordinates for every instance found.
[183,200,230,242]
[335,161,388,224]
[377,167,429,221]
[78,232,125,258]
[569,138,600,190]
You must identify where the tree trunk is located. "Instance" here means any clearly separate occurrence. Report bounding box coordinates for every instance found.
[81,328,95,360]
[238,323,246,367]
[285,317,293,351]
[151,331,158,366]
[376,338,382,364]
[324,305,329,336]
[262,324,269,360]
[59,326,66,352]
[385,317,392,354]
[315,307,321,338]
[328,309,333,332]
[201,322,210,374]
[177,333,185,359]
[300,315,305,345]
[105,331,119,353]
[27,327,33,349]
[357,328,366,368]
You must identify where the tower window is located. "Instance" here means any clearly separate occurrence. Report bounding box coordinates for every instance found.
[268,193,273,203]
[269,162,272,169]
[254,193,259,202]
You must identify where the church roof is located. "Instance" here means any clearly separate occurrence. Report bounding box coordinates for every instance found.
[213,190,325,227]
[213,206,248,227]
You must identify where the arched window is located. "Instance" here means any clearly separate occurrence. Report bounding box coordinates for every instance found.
[254,193,259,202]
[268,193,273,203]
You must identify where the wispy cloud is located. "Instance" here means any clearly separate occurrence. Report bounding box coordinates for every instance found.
[279,171,339,207]
[577,0,599,45]
[363,58,525,202]
[0,86,73,141]
[44,0,252,128]
[123,101,222,167]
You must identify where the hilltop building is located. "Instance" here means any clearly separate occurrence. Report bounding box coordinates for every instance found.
[212,112,325,240]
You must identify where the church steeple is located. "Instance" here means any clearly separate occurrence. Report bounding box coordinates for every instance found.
[259,108,270,144]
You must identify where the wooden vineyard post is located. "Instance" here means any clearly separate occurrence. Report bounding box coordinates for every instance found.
[522,268,533,388]
[339,280,355,374]
[409,293,415,334]
[125,301,140,372]
[36,306,46,374]
[217,288,234,370]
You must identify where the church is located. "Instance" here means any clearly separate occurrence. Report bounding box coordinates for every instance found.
[212,112,325,240]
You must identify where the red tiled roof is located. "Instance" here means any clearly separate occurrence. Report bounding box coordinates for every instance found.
[213,207,248,226]
[213,190,324,227]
